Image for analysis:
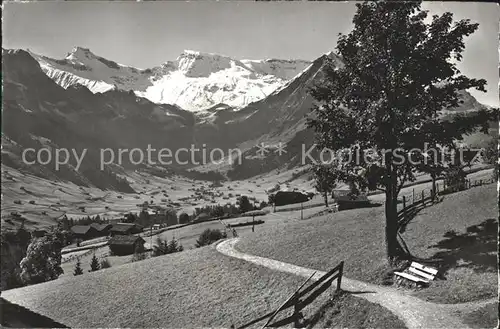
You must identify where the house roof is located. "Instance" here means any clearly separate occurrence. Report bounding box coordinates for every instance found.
[194,213,210,221]
[90,223,112,232]
[110,223,143,232]
[70,225,94,235]
[109,235,145,246]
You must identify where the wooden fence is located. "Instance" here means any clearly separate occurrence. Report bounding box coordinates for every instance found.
[237,261,344,329]
[397,177,495,230]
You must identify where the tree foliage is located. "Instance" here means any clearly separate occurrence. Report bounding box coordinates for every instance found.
[1,227,31,290]
[307,1,494,262]
[19,232,63,285]
[195,229,227,248]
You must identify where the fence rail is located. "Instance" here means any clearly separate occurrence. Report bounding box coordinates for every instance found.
[397,177,494,230]
[237,261,344,329]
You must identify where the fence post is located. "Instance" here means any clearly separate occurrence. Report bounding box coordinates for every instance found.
[402,196,406,220]
[293,293,301,328]
[336,261,344,291]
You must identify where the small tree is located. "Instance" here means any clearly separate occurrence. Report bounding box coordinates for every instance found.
[167,238,183,253]
[237,195,252,213]
[312,164,338,207]
[167,238,178,253]
[89,253,100,272]
[444,166,467,193]
[268,194,276,206]
[73,259,83,276]
[19,233,63,285]
[123,213,136,223]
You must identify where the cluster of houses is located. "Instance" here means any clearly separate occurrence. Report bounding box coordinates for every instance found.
[70,222,144,240]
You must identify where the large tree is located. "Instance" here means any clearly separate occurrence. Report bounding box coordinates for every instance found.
[308,1,494,263]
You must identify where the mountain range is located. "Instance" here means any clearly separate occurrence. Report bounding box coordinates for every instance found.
[31,47,312,112]
[2,47,495,190]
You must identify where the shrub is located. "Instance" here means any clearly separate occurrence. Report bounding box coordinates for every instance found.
[100,258,111,269]
[195,229,227,248]
[130,244,148,262]
[179,213,190,224]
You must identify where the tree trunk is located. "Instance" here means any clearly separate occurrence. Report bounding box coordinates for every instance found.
[431,172,437,200]
[323,192,328,207]
[384,160,405,264]
[385,188,401,262]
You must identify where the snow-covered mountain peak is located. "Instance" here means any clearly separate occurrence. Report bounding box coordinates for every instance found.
[66,46,96,61]
[176,49,248,78]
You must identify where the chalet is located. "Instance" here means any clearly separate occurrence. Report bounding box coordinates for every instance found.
[193,213,211,223]
[90,223,112,237]
[332,190,371,210]
[274,191,309,206]
[109,223,143,236]
[108,235,145,256]
[140,205,178,227]
[31,230,47,238]
[70,225,99,240]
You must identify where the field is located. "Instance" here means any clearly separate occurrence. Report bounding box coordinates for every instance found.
[236,182,498,304]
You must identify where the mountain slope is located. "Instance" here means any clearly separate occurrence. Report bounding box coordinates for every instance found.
[2,48,205,191]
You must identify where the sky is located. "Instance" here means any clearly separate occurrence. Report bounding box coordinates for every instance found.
[3,1,499,107]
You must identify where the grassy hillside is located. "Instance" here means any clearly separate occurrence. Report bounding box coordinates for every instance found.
[237,183,497,304]
[0,244,405,328]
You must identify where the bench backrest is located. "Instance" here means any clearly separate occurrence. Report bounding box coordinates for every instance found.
[408,262,438,280]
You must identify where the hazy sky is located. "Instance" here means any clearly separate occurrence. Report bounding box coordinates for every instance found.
[3,1,499,107]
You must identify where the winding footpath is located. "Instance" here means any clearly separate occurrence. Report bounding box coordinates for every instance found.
[217,238,496,329]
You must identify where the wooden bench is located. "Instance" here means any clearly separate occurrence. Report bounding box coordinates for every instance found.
[394,262,438,286]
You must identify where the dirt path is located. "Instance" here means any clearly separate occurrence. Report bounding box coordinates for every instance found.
[217,238,496,329]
